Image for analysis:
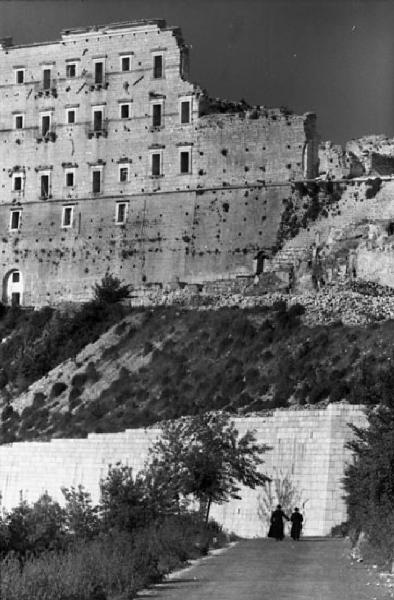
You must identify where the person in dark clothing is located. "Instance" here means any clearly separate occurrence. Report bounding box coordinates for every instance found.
[290,507,303,540]
[268,504,289,540]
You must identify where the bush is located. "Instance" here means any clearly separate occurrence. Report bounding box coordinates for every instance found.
[50,381,67,399]
[344,402,394,563]
[93,274,131,305]
[331,521,349,537]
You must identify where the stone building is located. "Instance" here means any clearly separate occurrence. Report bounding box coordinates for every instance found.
[0,19,318,306]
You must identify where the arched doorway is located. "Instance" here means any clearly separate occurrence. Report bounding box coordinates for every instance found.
[3,270,23,306]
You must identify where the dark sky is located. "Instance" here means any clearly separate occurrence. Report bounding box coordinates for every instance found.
[0,0,393,144]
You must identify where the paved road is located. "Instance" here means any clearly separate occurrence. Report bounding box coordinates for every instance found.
[137,538,392,600]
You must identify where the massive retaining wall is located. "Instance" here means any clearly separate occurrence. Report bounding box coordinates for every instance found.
[0,404,366,537]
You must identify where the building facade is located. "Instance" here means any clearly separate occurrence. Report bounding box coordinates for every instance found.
[0,20,318,306]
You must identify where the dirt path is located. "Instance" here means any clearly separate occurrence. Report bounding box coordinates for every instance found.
[137,538,393,600]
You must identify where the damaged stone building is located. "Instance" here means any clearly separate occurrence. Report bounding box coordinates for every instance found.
[0,19,319,306]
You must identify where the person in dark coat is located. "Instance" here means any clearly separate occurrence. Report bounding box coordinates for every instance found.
[268,504,289,540]
[290,507,303,540]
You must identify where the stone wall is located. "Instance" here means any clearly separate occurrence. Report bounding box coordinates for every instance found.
[0,404,367,537]
[0,19,318,306]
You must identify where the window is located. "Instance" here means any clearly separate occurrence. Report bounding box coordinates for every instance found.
[15,69,25,84]
[66,108,76,124]
[12,271,20,283]
[92,169,102,193]
[153,54,163,79]
[43,68,51,90]
[116,202,128,224]
[119,166,129,182]
[152,103,162,128]
[94,61,104,84]
[120,103,130,119]
[65,171,75,187]
[41,113,51,136]
[180,100,191,124]
[9,211,21,231]
[14,114,24,130]
[66,63,77,78]
[180,150,191,174]
[12,174,23,192]
[151,152,162,176]
[121,56,131,71]
[40,174,50,199]
[93,109,103,132]
[62,206,73,228]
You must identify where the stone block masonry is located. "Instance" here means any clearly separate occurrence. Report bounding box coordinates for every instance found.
[0,19,318,306]
[0,404,366,537]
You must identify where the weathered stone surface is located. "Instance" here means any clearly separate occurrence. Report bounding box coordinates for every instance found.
[0,20,318,306]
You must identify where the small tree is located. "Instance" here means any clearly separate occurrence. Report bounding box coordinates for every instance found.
[93,273,131,305]
[61,485,100,539]
[147,412,271,523]
[99,463,154,532]
[344,403,394,561]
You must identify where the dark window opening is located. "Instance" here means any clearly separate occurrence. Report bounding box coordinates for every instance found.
[15,115,23,129]
[388,222,394,236]
[16,70,24,84]
[42,115,50,136]
[152,104,162,127]
[121,56,130,71]
[92,170,101,193]
[120,104,130,119]
[93,110,103,132]
[180,151,190,174]
[151,153,161,176]
[41,175,49,199]
[67,110,75,124]
[11,293,20,307]
[43,69,51,90]
[13,176,22,191]
[63,207,73,227]
[116,203,126,223]
[94,61,103,84]
[66,63,76,78]
[119,167,128,182]
[153,55,163,79]
[12,272,20,283]
[66,172,74,187]
[10,211,20,230]
[181,101,190,124]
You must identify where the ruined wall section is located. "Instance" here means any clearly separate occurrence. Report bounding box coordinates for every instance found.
[265,180,394,289]
[195,110,317,186]
[318,141,364,179]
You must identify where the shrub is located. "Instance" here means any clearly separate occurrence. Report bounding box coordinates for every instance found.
[71,372,88,388]
[50,381,67,399]
[344,402,394,563]
[93,274,131,305]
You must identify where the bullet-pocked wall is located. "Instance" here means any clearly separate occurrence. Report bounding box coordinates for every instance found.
[0,405,367,537]
[0,20,318,305]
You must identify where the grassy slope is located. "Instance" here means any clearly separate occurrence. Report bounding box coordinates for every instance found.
[1,301,394,443]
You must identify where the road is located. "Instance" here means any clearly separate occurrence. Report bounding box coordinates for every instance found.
[137,538,393,600]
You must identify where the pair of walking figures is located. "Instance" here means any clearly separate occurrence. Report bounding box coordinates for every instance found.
[268,505,303,541]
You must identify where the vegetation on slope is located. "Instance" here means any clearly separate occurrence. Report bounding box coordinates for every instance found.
[2,297,394,442]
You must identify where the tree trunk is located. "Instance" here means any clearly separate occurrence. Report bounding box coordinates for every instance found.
[205,497,212,525]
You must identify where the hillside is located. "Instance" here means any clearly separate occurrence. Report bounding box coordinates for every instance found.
[1,295,394,443]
